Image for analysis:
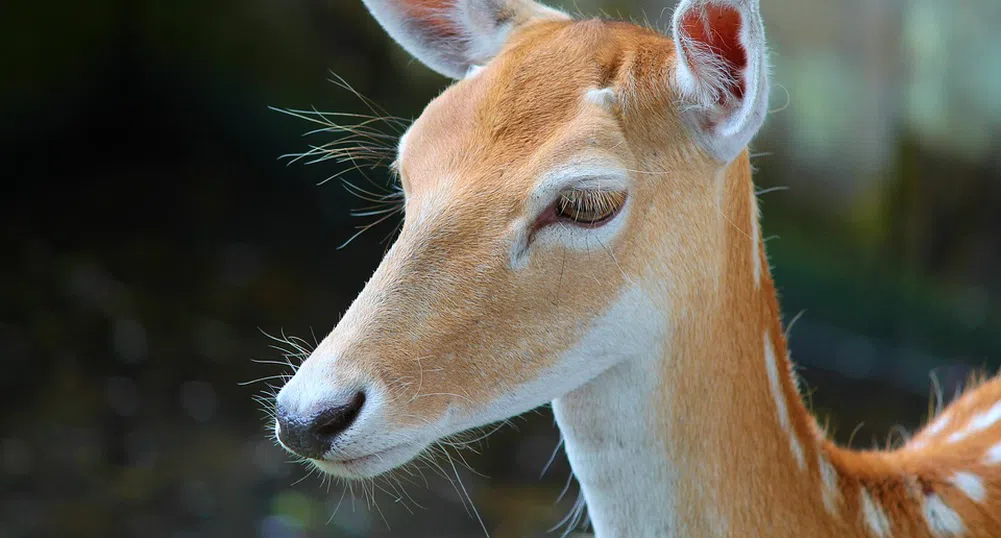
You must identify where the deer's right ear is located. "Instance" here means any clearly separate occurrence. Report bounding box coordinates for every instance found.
[671,0,770,163]
[362,0,569,79]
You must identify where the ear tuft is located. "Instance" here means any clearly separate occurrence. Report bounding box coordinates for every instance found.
[363,0,569,80]
[672,0,769,163]
[678,4,746,101]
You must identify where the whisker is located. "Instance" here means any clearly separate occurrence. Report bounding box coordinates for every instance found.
[237,374,289,387]
[755,185,788,196]
[327,71,409,131]
[338,209,404,250]
[441,446,490,538]
[326,481,350,525]
[540,436,565,478]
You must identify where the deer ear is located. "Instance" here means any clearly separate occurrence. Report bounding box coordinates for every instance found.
[362,0,569,79]
[671,0,769,163]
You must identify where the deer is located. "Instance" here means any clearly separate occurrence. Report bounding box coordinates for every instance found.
[270,0,1001,535]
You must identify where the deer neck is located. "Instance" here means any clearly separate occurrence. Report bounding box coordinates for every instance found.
[551,152,830,537]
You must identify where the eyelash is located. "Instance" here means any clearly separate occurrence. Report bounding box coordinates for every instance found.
[551,189,627,227]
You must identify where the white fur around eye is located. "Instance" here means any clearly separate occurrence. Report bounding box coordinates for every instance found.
[509,201,631,270]
[533,195,631,253]
[508,156,631,269]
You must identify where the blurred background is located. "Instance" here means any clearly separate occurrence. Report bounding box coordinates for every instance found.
[3,0,1000,536]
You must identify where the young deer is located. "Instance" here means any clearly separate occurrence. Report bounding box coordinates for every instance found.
[273,0,1001,535]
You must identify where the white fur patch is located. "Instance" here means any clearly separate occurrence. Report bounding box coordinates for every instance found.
[986,442,1001,464]
[818,454,840,515]
[924,414,951,437]
[464,64,485,78]
[397,124,413,161]
[763,332,805,470]
[552,286,676,537]
[949,471,986,503]
[922,493,965,536]
[861,488,892,537]
[969,401,1001,432]
[750,185,762,286]
[948,401,1001,444]
[947,430,966,444]
[585,87,617,107]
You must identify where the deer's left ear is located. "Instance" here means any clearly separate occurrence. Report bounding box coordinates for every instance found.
[671,0,769,163]
[362,0,570,80]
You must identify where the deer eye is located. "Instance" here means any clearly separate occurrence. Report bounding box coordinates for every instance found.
[553,189,627,227]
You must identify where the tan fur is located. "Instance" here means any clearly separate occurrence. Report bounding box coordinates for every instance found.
[293,15,1001,536]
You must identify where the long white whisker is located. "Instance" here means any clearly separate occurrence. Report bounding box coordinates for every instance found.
[442,446,490,538]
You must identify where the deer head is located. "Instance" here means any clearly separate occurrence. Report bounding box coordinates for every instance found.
[274,0,770,480]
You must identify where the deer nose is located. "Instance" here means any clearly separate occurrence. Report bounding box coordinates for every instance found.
[275,392,366,459]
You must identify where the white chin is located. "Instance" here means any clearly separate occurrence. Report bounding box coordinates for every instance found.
[310,442,427,479]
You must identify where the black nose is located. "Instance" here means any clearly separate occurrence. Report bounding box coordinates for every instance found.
[276,392,366,459]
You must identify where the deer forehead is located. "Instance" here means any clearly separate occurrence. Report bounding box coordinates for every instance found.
[397,20,676,202]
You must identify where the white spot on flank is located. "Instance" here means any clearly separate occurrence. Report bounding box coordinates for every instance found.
[949,471,986,502]
[947,401,1001,444]
[969,401,1001,432]
[763,332,805,469]
[818,454,840,515]
[923,493,965,536]
[986,442,1001,464]
[924,414,950,437]
[861,488,892,537]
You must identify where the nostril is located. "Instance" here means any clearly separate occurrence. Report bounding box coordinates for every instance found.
[275,391,367,460]
[311,391,366,441]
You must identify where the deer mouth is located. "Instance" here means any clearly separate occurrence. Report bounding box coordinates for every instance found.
[310,440,427,479]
